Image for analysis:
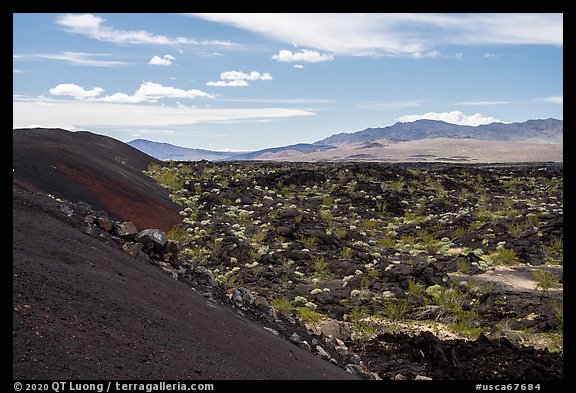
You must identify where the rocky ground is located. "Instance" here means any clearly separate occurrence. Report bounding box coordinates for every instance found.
[12,187,358,380]
[144,160,563,380]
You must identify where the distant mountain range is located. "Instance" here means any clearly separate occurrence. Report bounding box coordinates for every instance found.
[127,139,240,161]
[315,118,563,146]
[128,118,562,162]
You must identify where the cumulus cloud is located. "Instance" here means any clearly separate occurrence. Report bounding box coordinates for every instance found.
[56,13,234,46]
[48,81,214,103]
[221,70,272,81]
[541,96,563,104]
[189,13,562,58]
[272,49,334,63]
[396,111,503,126]
[99,81,214,102]
[293,64,304,69]
[49,83,104,99]
[207,70,272,87]
[149,55,176,65]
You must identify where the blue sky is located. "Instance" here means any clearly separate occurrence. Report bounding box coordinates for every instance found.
[13,13,563,151]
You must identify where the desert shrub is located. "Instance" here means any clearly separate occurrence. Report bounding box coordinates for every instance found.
[451,226,469,240]
[381,298,411,321]
[218,266,240,286]
[341,246,354,259]
[313,255,329,277]
[418,230,442,254]
[489,247,520,265]
[426,284,482,338]
[295,307,325,324]
[542,238,563,265]
[405,279,427,303]
[388,181,405,192]
[509,222,530,237]
[300,235,318,250]
[349,306,381,353]
[378,236,397,249]
[270,297,293,315]
[362,219,379,229]
[147,163,184,191]
[319,209,333,221]
[532,270,562,292]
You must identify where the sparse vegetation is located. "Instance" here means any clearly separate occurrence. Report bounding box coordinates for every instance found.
[146,161,563,353]
[532,270,562,292]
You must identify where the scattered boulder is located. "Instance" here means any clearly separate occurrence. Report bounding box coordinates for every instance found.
[122,242,144,256]
[276,226,293,237]
[60,204,73,217]
[135,229,167,251]
[254,295,270,309]
[160,240,181,266]
[263,327,280,336]
[115,221,138,238]
[315,345,331,361]
[318,320,351,340]
[289,333,302,345]
[96,216,114,232]
[84,214,96,225]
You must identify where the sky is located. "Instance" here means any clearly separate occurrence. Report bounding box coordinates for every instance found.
[13,13,563,151]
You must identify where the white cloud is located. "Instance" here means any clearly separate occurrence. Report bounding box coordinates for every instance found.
[56,13,235,46]
[221,70,272,81]
[149,55,176,65]
[396,111,503,126]
[13,69,24,73]
[220,97,333,104]
[49,83,104,99]
[13,96,314,130]
[199,51,224,57]
[188,13,562,57]
[482,52,502,58]
[293,64,304,69]
[272,49,334,63]
[98,92,146,103]
[14,52,129,67]
[207,70,272,87]
[47,81,213,103]
[455,100,512,106]
[99,81,214,102]
[541,96,563,104]
[206,80,249,87]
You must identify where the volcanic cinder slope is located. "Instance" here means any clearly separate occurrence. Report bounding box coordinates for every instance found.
[12,128,356,380]
[13,128,181,232]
